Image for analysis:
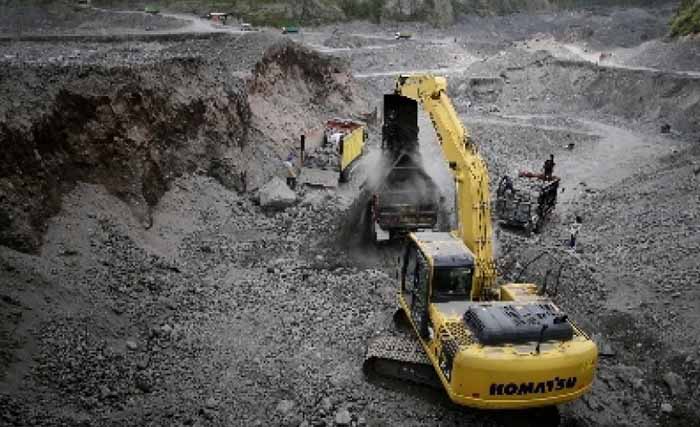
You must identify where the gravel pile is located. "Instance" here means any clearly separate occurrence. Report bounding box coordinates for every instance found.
[0,176,401,425]
[304,144,341,170]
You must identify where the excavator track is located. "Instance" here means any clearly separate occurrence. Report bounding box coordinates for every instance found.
[363,333,441,389]
[363,334,562,425]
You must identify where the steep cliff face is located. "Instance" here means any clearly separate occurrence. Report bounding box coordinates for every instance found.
[1,0,672,29]
[380,0,456,26]
[381,0,664,25]
[0,58,251,252]
[0,36,367,253]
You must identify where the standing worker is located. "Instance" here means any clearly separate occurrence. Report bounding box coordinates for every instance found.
[569,216,582,251]
[284,152,297,190]
[543,154,555,180]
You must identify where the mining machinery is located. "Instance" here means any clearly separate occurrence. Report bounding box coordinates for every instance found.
[363,75,598,411]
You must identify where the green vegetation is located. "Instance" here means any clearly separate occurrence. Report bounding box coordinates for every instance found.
[671,0,700,37]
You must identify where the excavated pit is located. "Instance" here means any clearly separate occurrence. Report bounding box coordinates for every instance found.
[0,58,251,251]
[0,36,367,253]
[0,32,379,426]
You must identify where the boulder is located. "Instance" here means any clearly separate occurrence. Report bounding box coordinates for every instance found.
[276,399,296,416]
[259,177,297,209]
[662,371,689,396]
[334,408,351,426]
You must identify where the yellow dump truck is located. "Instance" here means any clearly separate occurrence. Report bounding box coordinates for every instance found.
[325,119,366,182]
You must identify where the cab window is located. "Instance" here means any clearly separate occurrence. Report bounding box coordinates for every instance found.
[431,267,473,302]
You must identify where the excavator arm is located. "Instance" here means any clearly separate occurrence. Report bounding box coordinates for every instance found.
[394,75,496,299]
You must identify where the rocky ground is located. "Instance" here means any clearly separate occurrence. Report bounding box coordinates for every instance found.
[0,2,188,35]
[1,1,700,426]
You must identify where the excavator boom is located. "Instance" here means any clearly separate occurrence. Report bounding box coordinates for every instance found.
[394,75,496,299]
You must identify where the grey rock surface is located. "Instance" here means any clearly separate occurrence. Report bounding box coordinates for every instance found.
[259,177,298,209]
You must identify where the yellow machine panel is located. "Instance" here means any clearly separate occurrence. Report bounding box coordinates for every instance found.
[325,118,366,182]
[340,126,365,172]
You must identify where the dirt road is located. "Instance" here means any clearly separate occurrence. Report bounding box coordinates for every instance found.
[524,36,700,78]
[90,6,248,34]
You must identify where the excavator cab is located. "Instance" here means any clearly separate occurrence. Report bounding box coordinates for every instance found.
[400,232,475,338]
[402,232,475,302]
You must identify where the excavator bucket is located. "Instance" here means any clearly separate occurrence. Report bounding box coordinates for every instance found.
[382,94,418,157]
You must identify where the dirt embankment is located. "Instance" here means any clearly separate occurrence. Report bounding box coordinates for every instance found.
[250,40,357,102]
[0,58,251,252]
[2,0,675,31]
[457,52,700,137]
[246,41,368,182]
[0,36,367,254]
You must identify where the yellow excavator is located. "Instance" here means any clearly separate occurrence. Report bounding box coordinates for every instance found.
[363,75,598,411]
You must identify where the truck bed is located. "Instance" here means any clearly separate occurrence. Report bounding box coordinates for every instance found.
[372,155,439,235]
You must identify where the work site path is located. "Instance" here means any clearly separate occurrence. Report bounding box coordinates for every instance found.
[311,44,401,54]
[354,68,466,78]
[561,43,700,78]
[492,114,685,208]
[407,110,679,250]
[90,6,247,34]
[522,36,700,78]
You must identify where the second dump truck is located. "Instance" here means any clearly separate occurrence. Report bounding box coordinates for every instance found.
[324,118,366,182]
[496,172,560,235]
